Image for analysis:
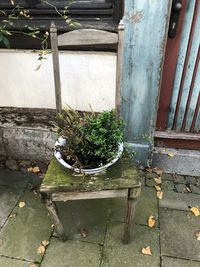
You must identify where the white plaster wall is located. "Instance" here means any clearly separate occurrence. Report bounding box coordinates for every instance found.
[0,50,116,112]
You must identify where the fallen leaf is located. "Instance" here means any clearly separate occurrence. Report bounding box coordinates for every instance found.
[42,240,49,247]
[154,177,162,184]
[80,228,88,238]
[32,166,40,173]
[35,63,42,71]
[19,201,25,208]
[153,168,163,175]
[141,246,152,255]
[145,167,153,173]
[195,231,200,240]
[157,191,163,200]
[168,152,174,158]
[37,244,45,255]
[147,215,156,228]
[186,186,192,193]
[9,213,17,218]
[190,207,200,217]
[29,264,38,267]
[155,185,161,191]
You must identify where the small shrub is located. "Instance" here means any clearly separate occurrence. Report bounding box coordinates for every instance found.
[56,108,124,168]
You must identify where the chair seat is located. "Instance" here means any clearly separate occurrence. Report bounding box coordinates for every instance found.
[40,156,141,194]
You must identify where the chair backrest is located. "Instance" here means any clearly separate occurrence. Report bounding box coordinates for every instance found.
[50,21,124,116]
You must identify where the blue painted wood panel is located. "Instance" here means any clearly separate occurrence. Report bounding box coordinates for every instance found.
[121,0,171,147]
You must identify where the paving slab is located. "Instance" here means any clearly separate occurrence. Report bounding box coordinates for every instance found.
[0,169,39,189]
[109,187,158,227]
[0,256,31,267]
[159,191,200,210]
[161,256,200,267]
[55,198,111,244]
[101,222,160,267]
[0,185,23,227]
[41,237,101,267]
[160,208,200,261]
[0,191,52,262]
[146,178,175,191]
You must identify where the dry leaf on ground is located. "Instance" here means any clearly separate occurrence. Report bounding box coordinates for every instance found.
[19,202,25,208]
[145,168,153,173]
[9,213,17,218]
[141,246,152,255]
[32,166,40,173]
[186,186,192,193]
[195,231,200,240]
[167,152,174,157]
[37,244,45,255]
[190,207,200,217]
[154,177,162,184]
[147,215,156,228]
[42,240,49,247]
[80,228,88,238]
[157,191,163,200]
[155,185,161,191]
[27,167,33,172]
[153,168,163,176]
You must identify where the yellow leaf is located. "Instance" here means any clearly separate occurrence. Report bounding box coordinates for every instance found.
[157,191,163,200]
[80,228,88,238]
[195,231,200,241]
[168,152,174,157]
[19,202,25,208]
[141,246,152,255]
[190,207,200,217]
[32,166,40,173]
[42,240,49,247]
[153,168,163,175]
[9,213,17,219]
[35,63,42,71]
[154,177,162,184]
[27,167,33,172]
[145,168,153,173]
[155,185,161,191]
[147,215,156,228]
[37,244,45,255]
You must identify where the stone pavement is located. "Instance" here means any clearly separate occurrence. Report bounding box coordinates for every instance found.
[0,165,200,267]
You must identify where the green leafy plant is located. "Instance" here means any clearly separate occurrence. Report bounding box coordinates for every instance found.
[56,107,125,169]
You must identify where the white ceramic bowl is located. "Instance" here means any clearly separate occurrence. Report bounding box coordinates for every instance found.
[54,136,123,174]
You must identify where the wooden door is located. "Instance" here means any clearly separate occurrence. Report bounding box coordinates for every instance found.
[155,0,200,150]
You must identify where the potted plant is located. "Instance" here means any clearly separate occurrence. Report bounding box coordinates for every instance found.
[54,107,124,174]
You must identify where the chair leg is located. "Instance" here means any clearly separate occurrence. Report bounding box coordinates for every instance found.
[122,187,141,244]
[44,194,66,241]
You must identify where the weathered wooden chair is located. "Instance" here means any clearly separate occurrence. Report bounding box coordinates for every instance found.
[40,21,142,244]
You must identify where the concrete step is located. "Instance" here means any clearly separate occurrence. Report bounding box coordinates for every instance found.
[152,147,200,176]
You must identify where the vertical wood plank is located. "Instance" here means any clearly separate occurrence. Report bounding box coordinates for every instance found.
[121,0,171,162]
[50,22,62,114]
[115,19,124,117]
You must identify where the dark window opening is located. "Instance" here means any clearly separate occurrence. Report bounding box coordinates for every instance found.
[0,0,123,49]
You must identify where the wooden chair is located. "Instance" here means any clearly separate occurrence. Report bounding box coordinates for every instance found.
[40,22,142,244]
